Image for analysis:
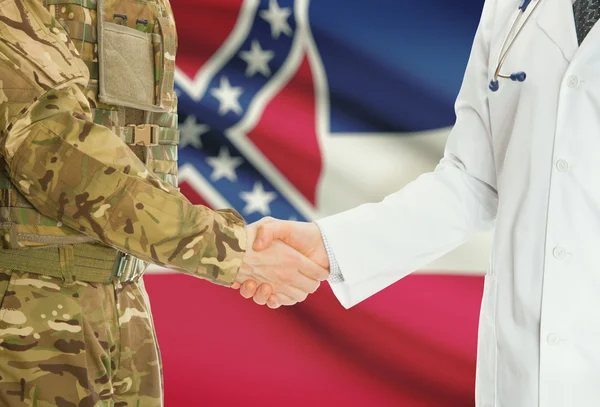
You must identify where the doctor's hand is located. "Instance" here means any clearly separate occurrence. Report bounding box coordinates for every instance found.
[233,221,329,306]
[235,218,330,308]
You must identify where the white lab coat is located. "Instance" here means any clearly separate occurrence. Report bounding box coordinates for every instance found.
[317,0,600,405]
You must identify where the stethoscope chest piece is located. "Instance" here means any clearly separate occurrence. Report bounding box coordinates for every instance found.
[489,72,527,92]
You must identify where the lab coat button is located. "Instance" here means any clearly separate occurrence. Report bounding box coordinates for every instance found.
[567,75,579,88]
[547,334,561,345]
[553,246,566,260]
[556,159,569,172]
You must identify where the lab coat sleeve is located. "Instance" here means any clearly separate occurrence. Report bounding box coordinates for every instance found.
[317,0,499,309]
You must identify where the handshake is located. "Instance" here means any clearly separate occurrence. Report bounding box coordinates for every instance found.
[232,217,330,309]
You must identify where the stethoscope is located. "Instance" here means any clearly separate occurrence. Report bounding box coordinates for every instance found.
[489,0,543,91]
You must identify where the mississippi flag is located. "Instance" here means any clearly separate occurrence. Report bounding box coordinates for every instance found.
[143,0,491,406]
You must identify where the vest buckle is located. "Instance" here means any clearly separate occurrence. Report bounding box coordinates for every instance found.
[113,251,145,283]
[128,124,159,146]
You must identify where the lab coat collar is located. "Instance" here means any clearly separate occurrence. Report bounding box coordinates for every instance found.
[535,0,578,61]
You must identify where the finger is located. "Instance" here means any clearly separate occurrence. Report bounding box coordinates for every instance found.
[290,275,320,296]
[277,267,315,300]
[240,280,258,299]
[252,283,273,305]
[253,284,271,306]
[259,216,277,224]
[274,293,296,307]
[267,294,281,309]
[231,282,241,290]
[277,284,308,304]
[253,221,291,252]
[298,259,330,282]
[288,249,330,285]
[266,244,322,296]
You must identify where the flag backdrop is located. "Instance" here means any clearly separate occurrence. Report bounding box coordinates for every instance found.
[142,0,492,405]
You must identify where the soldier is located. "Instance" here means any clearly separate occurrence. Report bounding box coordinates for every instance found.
[0,0,329,405]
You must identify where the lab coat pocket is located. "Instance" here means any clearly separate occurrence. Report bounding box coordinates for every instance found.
[475,272,498,407]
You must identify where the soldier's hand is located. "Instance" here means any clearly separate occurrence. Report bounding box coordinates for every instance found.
[235,222,329,307]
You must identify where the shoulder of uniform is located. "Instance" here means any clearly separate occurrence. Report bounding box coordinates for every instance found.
[0,0,88,95]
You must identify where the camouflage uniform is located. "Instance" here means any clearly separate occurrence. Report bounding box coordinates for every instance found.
[0,0,247,405]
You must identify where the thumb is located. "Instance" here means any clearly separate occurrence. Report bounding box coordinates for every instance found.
[253,221,292,251]
[253,222,277,251]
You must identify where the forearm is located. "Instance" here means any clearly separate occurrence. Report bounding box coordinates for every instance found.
[5,84,246,286]
[319,162,496,283]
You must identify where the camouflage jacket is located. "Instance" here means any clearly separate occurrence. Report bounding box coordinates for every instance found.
[0,0,246,286]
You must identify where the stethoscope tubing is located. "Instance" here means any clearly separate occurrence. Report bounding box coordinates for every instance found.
[490,0,543,90]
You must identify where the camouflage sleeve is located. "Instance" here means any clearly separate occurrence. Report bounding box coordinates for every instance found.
[0,0,246,286]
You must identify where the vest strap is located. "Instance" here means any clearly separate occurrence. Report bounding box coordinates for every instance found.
[59,245,77,286]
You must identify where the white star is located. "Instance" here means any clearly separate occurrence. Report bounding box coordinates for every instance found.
[240,182,277,216]
[179,115,209,149]
[239,40,274,77]
[206,147,244,182]
[260,0,292,39]
[210,76,244,116]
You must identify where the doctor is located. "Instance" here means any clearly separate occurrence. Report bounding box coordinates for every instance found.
[236,0,600,405]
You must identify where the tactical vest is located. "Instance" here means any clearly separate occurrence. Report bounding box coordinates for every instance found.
[0,0,180,251]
